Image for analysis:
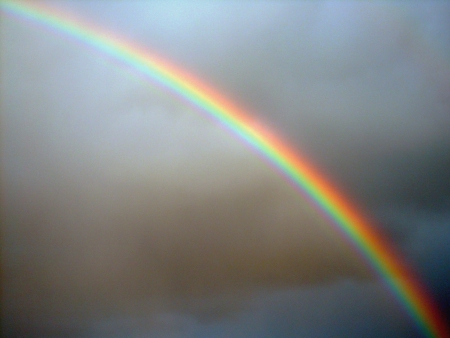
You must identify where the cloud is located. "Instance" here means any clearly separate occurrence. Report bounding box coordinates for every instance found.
[59,0,450,212]
[2,9,372,334]
[10,280,417,338]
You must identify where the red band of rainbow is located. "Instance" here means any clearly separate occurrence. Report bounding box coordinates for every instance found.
[2,1,448,337]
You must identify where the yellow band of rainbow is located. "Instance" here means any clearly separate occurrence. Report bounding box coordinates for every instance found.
[1,1,448,337]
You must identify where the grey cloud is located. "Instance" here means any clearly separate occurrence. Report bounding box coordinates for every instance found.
[16,280,418,338]
[84,1,450,212]
[3,9,372,335]
[3,141,372,331]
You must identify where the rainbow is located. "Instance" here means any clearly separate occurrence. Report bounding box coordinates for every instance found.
[2,1,449,337]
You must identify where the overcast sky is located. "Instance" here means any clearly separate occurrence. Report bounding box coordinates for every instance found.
[2,1,450,337]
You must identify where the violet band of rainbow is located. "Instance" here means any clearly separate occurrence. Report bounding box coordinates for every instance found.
[1,1,449,337]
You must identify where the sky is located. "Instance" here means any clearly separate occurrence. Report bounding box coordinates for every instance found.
[2,1,450,337]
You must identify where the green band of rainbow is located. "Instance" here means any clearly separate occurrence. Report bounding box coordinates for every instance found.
[2,1,448,337]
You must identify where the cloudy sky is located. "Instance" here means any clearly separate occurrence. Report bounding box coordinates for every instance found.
[2,1,450,337]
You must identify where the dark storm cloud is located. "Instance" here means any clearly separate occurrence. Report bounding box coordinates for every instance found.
[377,205,450,320]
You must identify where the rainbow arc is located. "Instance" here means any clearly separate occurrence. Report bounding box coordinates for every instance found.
[1,1,448,337]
